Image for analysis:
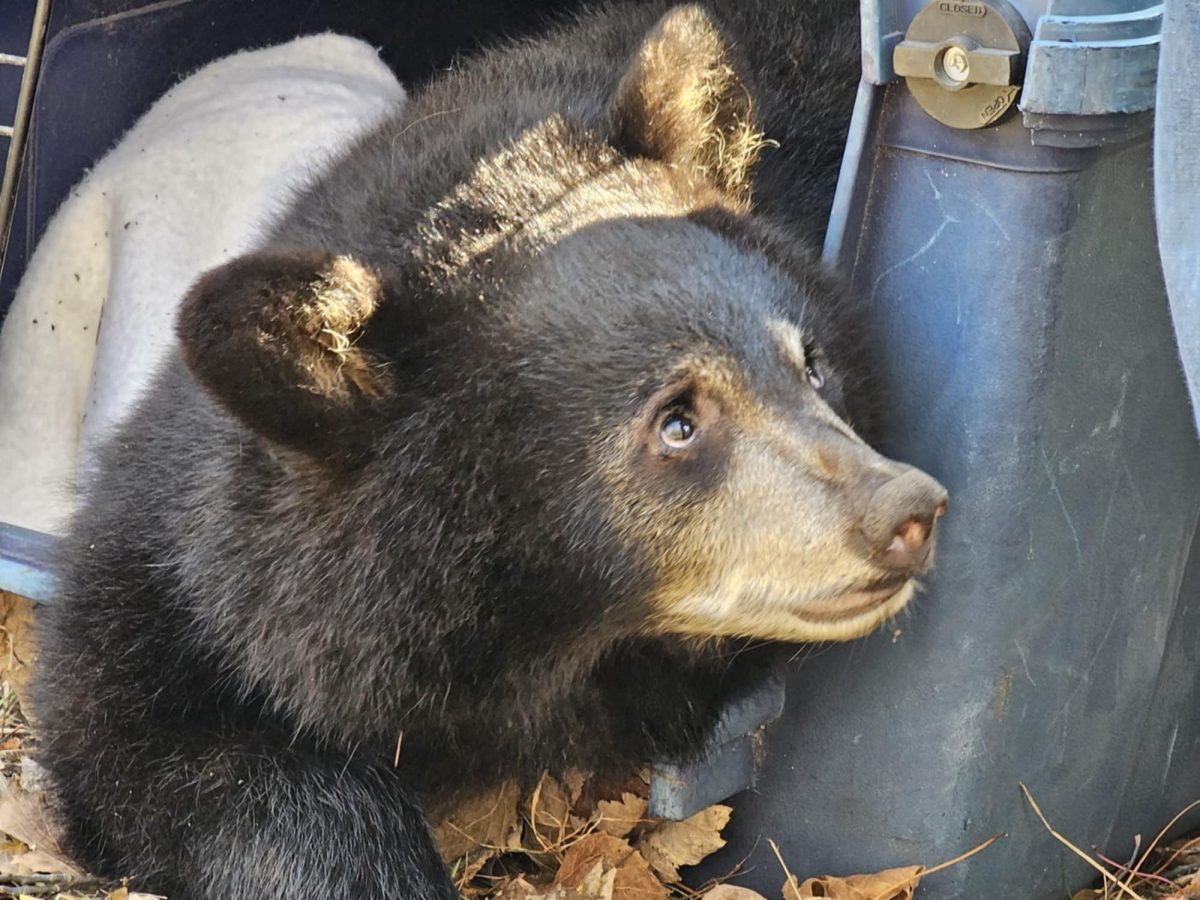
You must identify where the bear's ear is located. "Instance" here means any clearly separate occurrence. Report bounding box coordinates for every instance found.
[177,250,395,459]
[610,4,764,204]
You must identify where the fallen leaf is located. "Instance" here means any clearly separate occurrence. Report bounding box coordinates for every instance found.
[637,804,732,883]
[563,769,588,807]
[610,855,669,900]
[0,593,38,715]
[700,886,769,900]
[453,851,496,890]
[0,778,82,877]
[493,876,542,899]
[556,834,630,887]
[555,833,666,900]
[529,772,585,847]
[595,793,649,838]
[783,866,922,900]
[433,780,522,863]
[494,877,571,900]
[576,859,617,900]
[576,772,650,819]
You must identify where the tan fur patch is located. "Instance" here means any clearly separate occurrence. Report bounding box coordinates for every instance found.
[416,116,739,290]
[596,350,918,644]
[767,318,809,376]
[615,5,773,207]
[297,256,388,401]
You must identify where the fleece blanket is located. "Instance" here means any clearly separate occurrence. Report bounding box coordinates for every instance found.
[0,34,405,534]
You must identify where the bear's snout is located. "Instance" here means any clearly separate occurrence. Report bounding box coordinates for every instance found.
[857,468,949,574]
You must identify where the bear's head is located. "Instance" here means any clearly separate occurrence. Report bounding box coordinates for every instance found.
[176,5,947,657]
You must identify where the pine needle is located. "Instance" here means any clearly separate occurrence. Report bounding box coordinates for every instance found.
[922,833,1007,877]
[1019,783,1142,900]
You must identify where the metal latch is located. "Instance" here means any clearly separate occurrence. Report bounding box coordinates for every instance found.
[893,0,1031,129]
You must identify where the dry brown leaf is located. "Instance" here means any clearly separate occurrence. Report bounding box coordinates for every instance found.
[433,780,522,863]
[576,859,618,900]
[0,843,76,877]
[595,793,649,839]
[700,885,769,900]
[555,833,666,900]
[454,851,496,891]
[493,876,546,900]
[576,772,650,820]
[612,855,673,900]
[556,834,630,887]
[0,778,81,877]
[783,866,922,900]
[529,772,585,847]
[493,878,573,900]
[563,769,588,807]
[637,804,732,883]
[109,889,129,900]
[0,593,38,714]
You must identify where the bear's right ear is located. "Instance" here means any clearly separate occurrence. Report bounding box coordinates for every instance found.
[610,4,764,205]
[177,249,395,459]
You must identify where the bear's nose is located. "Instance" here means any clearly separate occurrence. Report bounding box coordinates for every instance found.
[859,468,949,573]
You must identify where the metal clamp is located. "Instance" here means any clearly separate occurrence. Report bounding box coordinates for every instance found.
[893,0,1031,129]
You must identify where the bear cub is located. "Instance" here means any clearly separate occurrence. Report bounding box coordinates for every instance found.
[34,2,948,898]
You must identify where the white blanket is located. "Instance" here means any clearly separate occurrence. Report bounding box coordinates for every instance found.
[0,34,405,534]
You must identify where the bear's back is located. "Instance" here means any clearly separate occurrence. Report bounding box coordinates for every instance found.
[274,0,859,270]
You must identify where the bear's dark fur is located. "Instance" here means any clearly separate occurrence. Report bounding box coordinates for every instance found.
[33,2,949,898]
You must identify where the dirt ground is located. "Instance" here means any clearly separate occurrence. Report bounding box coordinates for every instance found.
[0,588,1196,900]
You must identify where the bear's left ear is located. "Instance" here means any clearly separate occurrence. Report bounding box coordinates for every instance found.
[610,4,764,204]
[177,249,397,460]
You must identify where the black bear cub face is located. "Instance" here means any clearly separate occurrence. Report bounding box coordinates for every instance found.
[178,4,946,654]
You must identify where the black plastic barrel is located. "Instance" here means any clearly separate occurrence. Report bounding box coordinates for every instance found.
[702,44,1200,900]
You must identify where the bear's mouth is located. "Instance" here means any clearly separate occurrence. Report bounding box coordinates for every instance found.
[655,573,919,643]
[799,577,912,623]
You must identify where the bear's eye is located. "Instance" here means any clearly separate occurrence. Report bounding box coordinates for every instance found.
[802,342,826,390]
[660,412,698,449]
[805,360,825,390]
